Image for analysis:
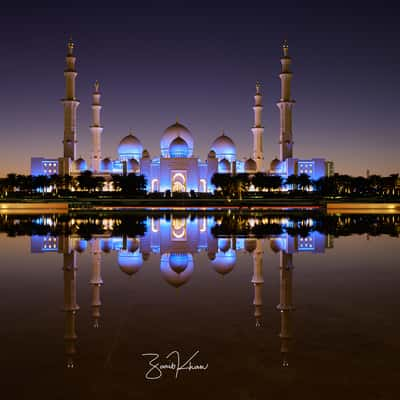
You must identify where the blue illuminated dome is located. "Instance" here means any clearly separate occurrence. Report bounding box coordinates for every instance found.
[169,253,189,273]
[244,238,257,253]
[218,158,231,173]
[118,134,143,161]
[73,239,87,253]
[128,158,140,172]
[270,158,281,172]
[160,253,194,287]
[73,158,87,172]
[218,238,231,252]
[169,137,189,158]
[100,239,112,253]
[118,250,143,275]
[211,132,236,161]
[245,158,257,173]
[160,122,194,157]
[211,249,236,275]
[101,158,112,171]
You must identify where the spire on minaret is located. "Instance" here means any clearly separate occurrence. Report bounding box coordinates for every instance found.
[282,39,289,57]
[90,81,103,172]
[251,81,264,172]
[277,40,295,161]
[61,39,80,173]
[67,37,74,56]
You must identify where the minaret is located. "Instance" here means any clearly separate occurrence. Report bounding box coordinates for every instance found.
[61,237,79,368]
[251,239,264,327]
[90,238,103,328]
[61,39,79,165]
[252,82,264,172]
[276,251,295,367]
[277,40,295,161]
[90,81,103,172]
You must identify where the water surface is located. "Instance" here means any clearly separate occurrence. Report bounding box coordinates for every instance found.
[0,212,399,399]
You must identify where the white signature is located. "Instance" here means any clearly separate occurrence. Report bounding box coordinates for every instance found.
[141,350,209,380]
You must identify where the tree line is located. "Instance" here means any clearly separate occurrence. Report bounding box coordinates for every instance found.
[0,171,147,197]
[211,172,400,199]
[0,170,399,199]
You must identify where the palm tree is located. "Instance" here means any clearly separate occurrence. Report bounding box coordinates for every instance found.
[77,171,102,192]
[251,172,267,191]
[297,173,312,192]
[112,173,147,195]
[33,175,50,193]
[6,173,18,194]
[211,173,233,197]
[286,174,300,191]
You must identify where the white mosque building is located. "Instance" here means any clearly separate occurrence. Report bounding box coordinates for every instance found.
[31,40,333,192]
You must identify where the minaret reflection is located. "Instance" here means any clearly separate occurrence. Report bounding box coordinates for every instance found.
[251,239,264,327]
[276,251,294,368]
[59,235,79,369]
[90,238,103,328]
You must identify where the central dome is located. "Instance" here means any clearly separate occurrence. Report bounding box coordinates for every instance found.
[160,122,194,157]
[169,137,189,158]
[118,134,143,161]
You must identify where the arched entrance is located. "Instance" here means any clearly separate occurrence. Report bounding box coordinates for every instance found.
[171,171,187,192]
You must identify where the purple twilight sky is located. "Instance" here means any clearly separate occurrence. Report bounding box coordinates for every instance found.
[0,2,399,177]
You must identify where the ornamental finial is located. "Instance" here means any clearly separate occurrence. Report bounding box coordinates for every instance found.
[256,81,261,94]
[94,80,99,92]
[67,37,74,55]
[282,39,289,56]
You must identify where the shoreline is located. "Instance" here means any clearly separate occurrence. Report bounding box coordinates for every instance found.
[0,197,400,214]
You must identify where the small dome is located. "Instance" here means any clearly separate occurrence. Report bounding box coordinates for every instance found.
[160,253,194,287]
[270,238,285,253]
[218,238,231,252]
[100,239,112,253]
[208,150,216,158]
[73,158,87,172]
[101,158,112,171]
[128,159,140,172]
[169,137,189,158]
[118,251,143,275]
[211,132,236,161]
[218,158,231,173]
[211,249,236,275]
[73,239,87,253]
[127,238,139,253]
[169,253,189,273]
[118,134,143,160]
[161,122,194,158]
[245,158,257,173]
[270,158,281,171]
[244,238,257,253]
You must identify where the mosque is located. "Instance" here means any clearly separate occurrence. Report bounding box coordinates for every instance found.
[31,40,333,192]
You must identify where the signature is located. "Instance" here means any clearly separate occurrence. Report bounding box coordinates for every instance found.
[141,350,208,380]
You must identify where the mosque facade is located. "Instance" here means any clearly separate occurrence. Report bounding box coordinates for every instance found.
[31,40,333,191]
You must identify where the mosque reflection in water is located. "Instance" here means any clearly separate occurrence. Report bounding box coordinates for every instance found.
[30,215,334,369]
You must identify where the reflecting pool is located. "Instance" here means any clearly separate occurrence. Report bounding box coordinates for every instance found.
[0,212,399,399]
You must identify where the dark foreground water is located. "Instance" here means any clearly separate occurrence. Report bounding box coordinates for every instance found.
[0,212,399,399]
